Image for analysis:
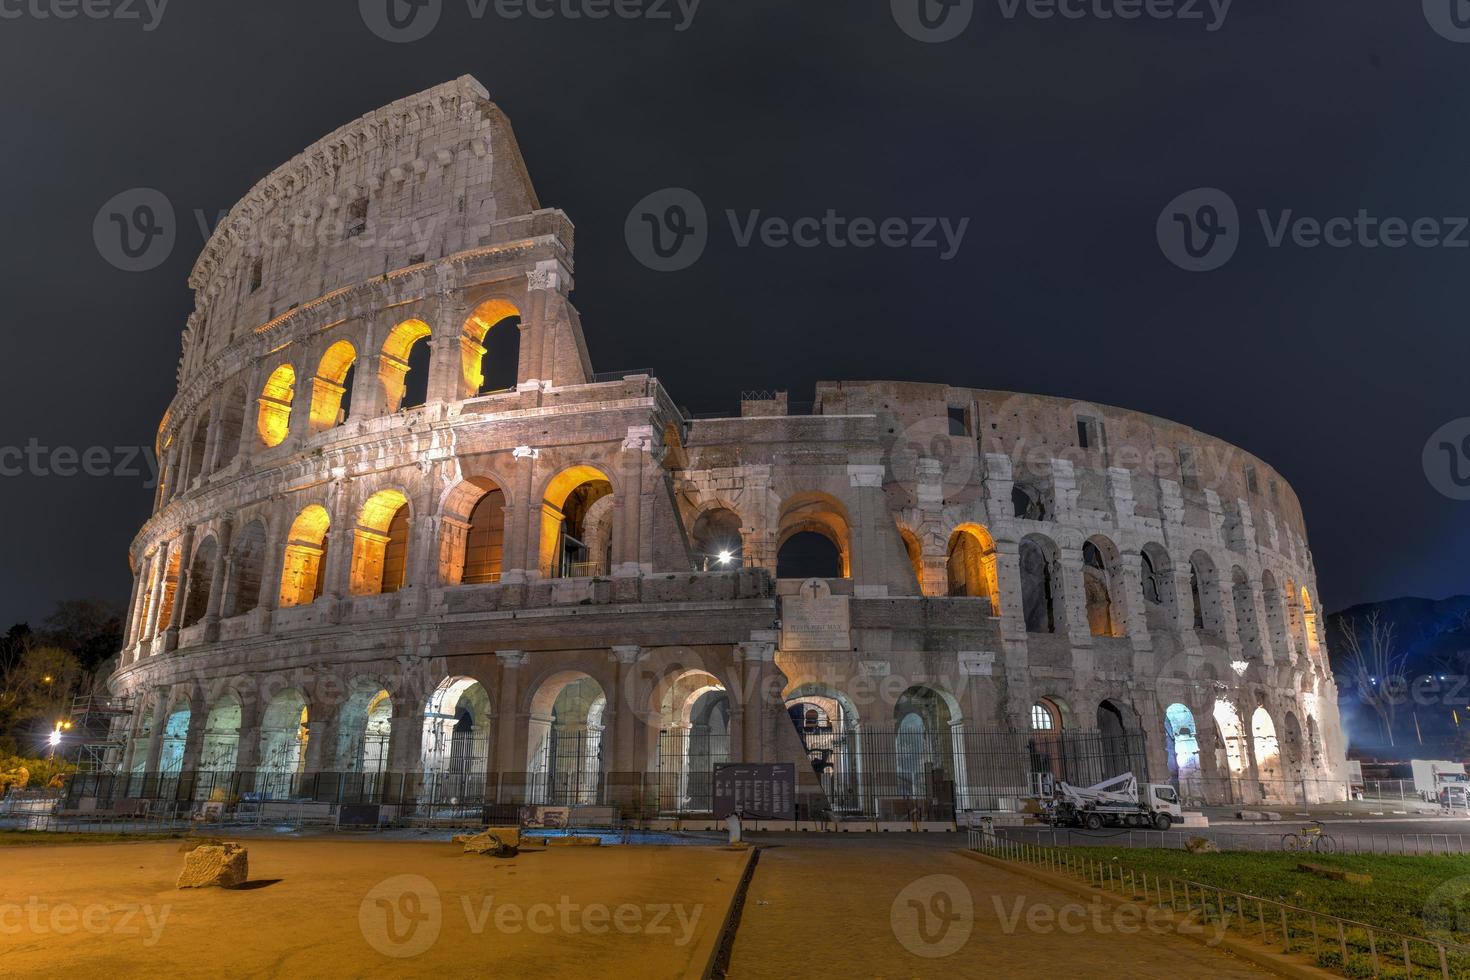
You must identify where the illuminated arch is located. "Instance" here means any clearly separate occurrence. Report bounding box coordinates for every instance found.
[776,492,850,579]
[691,506,743,571]
[422,676,492,776]
[278,505,330,607]
[462,298,522,396]
[898,526,925,593]
[540,465,614,578]
[441,476,507,585]
[350,489,411,595]
[308,340,357,431]
[1082,536,1125,638]
[256,363,295,448]
[946,523,1000,614]
[379,319,433,412]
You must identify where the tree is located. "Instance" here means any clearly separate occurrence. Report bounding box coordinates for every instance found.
[0,640,83,749]
[1337,611,1407,747]
[36,598,122,674]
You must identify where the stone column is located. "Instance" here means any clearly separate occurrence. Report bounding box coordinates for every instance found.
[142,693,169,774]
[142,541,171,643]
[121,560,146,650]
[1057,542,1091,650]
[493,651,527,777]
[163,526,195,652]
[735,640,779,763]
[179,692,208,774]
[203,518,234,642]
[610,646,643,772]
[1118,551,1153,654]
[613,429,651,577]
[500,452,539,583]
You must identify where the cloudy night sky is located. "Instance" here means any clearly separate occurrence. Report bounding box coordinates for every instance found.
[0,0,1465,627]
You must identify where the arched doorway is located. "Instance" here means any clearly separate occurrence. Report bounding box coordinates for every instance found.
[540,467,614,579]
[527,673,607,805]
[1252,706,1281,798]
[946,524,999,614]
[691,507,743,571]
[653,670,730,813]
[785,686,864,814]
[159,703,190,777]
[257,690,309,798]
[335,684,393,776]
[1212,700,1248,799]
[422,677,493,798]
[776,493,850,579]
[1164,703,1202,802]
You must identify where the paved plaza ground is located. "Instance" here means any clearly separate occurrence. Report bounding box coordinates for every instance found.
[0,838,747,978]
[0,832,1284,978]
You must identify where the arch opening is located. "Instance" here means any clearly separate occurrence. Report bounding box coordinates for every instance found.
[528,673,607,805]
[278,505,330,607]
[309,340,357,431]
[463,299,522,395]
[691,507,743,571]
[350,489,411,595]
[256,364,295,448]
[776,494,850,579]
[541,467,614,579]
[181,537,218,628]
[380,319,433,413]
[1019,536,1057,633]
[946,524,999,615]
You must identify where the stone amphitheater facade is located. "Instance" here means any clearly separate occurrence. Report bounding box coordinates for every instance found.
[107,76,1346,816]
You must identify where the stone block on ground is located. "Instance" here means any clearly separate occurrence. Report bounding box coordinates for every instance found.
[462,827,521,856]
[547,835,601,847]
[177,842,248,889]
[1297,863,1371,884]
[1184,836,1219,853]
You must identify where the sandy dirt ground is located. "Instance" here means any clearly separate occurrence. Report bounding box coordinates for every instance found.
[0,838,748,978]
[725,835,1274,979]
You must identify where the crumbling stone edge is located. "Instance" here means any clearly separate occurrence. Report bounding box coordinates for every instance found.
[958,850,1339,979]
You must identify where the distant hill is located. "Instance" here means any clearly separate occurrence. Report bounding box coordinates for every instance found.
[1325,596,1470,760]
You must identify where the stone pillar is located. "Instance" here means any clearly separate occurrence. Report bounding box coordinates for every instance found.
[501,453,539,583]
[142,693,168,774]
[735,640,779,763]
[142,541,171,643]
[846,464,887,588]
[203,518,234,642]
[179,693,208,773]
[613,430,651,577]
[163,526,195,652]
[992,539,1029,645]
[520,272,552,388]
[493,651,527,775]
[1118,551,1153,653]
[610,646,642,772]
[121,560,146,650]
[1056,542,1091,650]
[387,698,422,773]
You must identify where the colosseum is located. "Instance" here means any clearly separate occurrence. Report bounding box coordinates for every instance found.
[96,76,1346,825]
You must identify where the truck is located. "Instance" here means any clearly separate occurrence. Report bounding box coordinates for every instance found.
[1044,772,1183,830]
[1410,760,1469,803]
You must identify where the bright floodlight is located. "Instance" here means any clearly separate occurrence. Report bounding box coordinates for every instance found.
[48,729,61,747]
[717,551,733,564]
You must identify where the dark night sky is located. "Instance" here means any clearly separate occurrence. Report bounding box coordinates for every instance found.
[1,0,1465,627]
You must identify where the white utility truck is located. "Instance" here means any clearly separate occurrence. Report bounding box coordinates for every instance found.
[1045,772,1183,830]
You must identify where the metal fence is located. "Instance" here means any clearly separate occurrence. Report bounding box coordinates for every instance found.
[998,825,1470,857]
[972,830,1470,978]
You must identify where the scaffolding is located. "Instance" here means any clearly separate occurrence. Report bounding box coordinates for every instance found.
[69,694,135,774]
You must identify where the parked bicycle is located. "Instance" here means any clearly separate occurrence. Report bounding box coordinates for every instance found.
[1282,819,1337,854]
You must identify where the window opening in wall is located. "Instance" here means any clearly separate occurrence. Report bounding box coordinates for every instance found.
[347,197,368,238]
[947,406,968,437]
[1245,465,1259,494]
[1076,415,1103,450]
[249,258,263,293]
